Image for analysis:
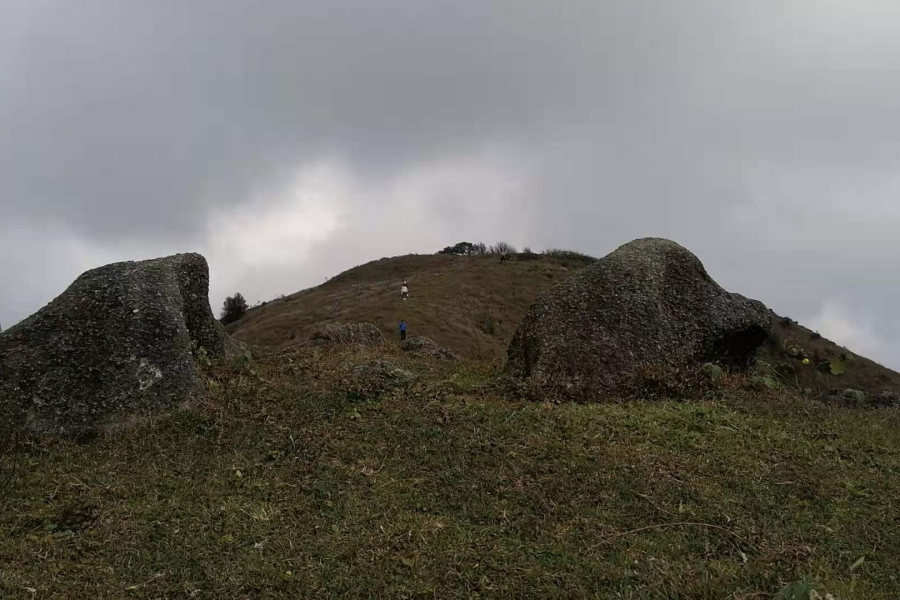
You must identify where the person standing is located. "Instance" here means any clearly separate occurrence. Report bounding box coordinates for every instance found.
[400,280,409,300]
[399,320,407,343]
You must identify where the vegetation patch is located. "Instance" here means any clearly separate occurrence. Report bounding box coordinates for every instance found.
[2,347,896,597]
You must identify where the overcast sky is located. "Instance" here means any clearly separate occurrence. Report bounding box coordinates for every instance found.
[1,0,898,369]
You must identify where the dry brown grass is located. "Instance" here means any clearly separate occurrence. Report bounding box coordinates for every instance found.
[759,316,900,396]
[230,252,900,395]
[230,254,583,360]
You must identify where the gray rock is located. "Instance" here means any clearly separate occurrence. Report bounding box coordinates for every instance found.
[826,388,868,406]
[401,336,460,361]
[0,253,244,435]
[309,323,384,347]
[507,238,772,399]
[873,390,899,408]
[347,359,417,400]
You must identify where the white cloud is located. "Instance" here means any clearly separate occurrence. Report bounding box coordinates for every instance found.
[1,150,527,326]
[205,148,527,307]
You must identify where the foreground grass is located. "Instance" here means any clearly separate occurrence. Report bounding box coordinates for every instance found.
[2,348,899,598]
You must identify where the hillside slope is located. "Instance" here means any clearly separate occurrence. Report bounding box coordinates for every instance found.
[3,344,900,598]
[230,254,591,360]
[230,253,900,395]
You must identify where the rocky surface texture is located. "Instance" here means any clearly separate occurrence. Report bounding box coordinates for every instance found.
[507,238,772,399]
[309,323,385,347]
[400,336,460,361]
[825,388,900,409]
[346,359,417,400]
[0,253,244,435]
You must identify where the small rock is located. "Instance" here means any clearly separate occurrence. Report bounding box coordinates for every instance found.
[347,360,417,400]
[401,336,460,361]
[309,323,384,347]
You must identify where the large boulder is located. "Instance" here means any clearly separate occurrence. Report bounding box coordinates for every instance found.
[507,238,772,399]
[0,253,244,435]
[401,336,460,361]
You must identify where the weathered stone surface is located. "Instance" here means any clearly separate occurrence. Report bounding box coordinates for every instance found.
[507,238,772,399]
[824,389,900,409]
[346,359,417,400]
[309,323,384,347]
[0,253,244,435]
[874,390,900,408]
[401,336,460,361]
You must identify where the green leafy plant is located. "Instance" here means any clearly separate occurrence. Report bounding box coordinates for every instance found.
[782,337,808,360]
[829,351,854,375]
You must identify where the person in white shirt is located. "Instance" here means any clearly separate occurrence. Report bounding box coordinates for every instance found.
[400,280,409,300]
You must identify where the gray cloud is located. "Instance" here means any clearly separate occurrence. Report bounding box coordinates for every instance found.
[1,0,899,368]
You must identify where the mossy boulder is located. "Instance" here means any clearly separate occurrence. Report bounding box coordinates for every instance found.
[0,253,244,435]
[507,238,772,400]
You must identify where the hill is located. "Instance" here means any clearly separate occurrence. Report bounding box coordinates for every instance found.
[3,343,900,598]
[231,252,900,396]
[230,253,594,360]
[5,250,900,598]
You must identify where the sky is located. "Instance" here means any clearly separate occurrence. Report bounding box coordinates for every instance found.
[1,0,898,369]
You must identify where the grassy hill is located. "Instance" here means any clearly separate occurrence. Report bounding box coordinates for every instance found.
[229,253,594,360]
[231,252,900,396]
[2,344,899,598]
[5,251,900,598]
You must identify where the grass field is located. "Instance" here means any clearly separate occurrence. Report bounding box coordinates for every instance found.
[228,253,900,398]
[2,345,899,598]
[229,253,592,361]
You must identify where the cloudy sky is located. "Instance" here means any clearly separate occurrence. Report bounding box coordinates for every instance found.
[1,0,898,368]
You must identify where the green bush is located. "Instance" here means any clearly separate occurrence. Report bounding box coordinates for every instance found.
[437,241,486,256]
[220,292,249,325]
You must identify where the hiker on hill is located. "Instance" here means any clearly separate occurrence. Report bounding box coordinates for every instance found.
[400,280,409,300]
[399,320,407,342]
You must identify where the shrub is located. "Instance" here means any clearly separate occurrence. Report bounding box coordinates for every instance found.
[438,241,487,256]
[220,292,248,325]
[542,248,598,267]
[488,241,517,255]
[810,331,822,340]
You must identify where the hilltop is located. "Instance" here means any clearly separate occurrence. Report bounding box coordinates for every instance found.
[4,246,900,598]
[229,252,595,360]
[230,251,900,396]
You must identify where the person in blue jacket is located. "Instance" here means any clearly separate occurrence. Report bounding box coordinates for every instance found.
[399,320,407,342]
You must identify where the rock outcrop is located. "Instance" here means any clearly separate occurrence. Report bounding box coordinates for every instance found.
[346,359,417,400]
[0,253,244,435]
[826,388,899,409]
[507,238,772,399]
[309,323,384,347]
[401,336,460,361]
